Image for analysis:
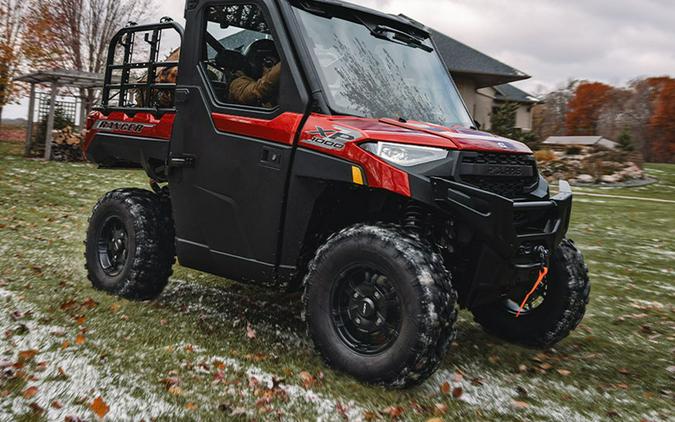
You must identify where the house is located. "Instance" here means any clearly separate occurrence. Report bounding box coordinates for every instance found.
[543,136,619,150]
[429,29,539,131]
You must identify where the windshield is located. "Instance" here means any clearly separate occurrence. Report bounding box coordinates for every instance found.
[294,7,474,128]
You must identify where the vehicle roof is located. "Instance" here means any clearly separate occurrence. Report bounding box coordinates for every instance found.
[288,0,429,35]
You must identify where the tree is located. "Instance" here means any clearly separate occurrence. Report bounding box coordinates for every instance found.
[531,80,579,143]
[23,0,153,113]
[648,78,675,163]
[617,129,634,152]
[0,0,29,124]
[564,82,614,136]
[490,102,518,138]
[491,102,539,149]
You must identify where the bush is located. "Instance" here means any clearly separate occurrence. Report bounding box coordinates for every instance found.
[534,149,556,162]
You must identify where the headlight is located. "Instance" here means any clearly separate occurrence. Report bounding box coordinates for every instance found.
[361,142,448,167]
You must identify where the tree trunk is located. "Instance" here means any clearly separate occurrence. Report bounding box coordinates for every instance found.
[0,106,4,128]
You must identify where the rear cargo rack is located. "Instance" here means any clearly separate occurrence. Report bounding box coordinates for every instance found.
[101,19,184,113]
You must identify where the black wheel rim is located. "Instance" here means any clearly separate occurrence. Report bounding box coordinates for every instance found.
[330,266,402,355]
[503,276,549,316]
[96,216,129,277]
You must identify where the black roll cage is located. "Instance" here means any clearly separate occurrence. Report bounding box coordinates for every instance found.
[101,19,185,114]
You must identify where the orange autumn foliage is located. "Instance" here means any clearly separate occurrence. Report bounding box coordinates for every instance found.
[648,79,675,162]
[565,82,614,136]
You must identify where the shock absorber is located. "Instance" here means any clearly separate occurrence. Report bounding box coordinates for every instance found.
[403,203,426,233]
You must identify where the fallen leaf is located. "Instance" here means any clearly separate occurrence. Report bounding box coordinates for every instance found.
[168,385,183,396]
[453,371,464,383]
[427,418,444,422]
[110,303,121,313]
[61,340,70,350]
[557,369,572,376]
[298,371,315,388]
[185,402,197,410]
[434,403,448,415]
[618,368,631,375]
[666,366,675,374]
[518,364,528,373]
[51,400,63,409]
[539,363,553,370]
[75,334,85,345]
[75,316,86,325]
[246,323,256,340]
[513,400,529,409]
[161,377,180,389]
[91,396,109,418]
[23,386,38,399]
[60,299,78,311]
[383,406,404,418]
[363,410,378,421]
[29,402,45,414]
[81,298,98,309]
[57,367,68,378]
[336,402,348,418]
[440,381,450,395]
[452,387,463,399]
[488,355,499,364]
[18,349,38,363]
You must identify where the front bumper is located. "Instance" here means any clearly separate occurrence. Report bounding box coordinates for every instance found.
[430,177,572,258]
[430,177,573,307]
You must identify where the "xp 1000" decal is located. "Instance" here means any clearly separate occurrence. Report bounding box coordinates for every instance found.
[302,126,360,151]
[94,120,155,134]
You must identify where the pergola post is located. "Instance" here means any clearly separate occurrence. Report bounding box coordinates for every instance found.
[44,82,59,160]
[24,83,37,156]
[78,96,87,131]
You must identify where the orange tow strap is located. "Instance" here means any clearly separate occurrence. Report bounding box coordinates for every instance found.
[516,266,549,318]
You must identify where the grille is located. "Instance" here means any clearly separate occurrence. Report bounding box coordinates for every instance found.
[459,152,539,199]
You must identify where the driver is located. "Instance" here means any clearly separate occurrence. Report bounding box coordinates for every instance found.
[229,40,282,108]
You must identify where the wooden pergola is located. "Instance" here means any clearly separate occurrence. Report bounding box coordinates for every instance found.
[13,69,105,159]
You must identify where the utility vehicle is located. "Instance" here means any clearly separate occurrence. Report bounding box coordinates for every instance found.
[83,0,590,388]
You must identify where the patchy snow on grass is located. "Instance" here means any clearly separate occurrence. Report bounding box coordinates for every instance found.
[429,364,602,422]
[169,343,367,422]
[0,288,183,421]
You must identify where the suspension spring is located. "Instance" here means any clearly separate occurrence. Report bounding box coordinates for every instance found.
[403,203,426,233]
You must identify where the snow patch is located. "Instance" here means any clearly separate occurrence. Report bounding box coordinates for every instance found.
[0,288,183,421]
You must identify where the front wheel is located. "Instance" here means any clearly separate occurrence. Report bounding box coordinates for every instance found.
[303,224,458,388]
[472,239,590,348]
[85,189,175,301]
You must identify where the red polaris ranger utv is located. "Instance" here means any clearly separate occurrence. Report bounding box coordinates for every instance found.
[83,0,590,387]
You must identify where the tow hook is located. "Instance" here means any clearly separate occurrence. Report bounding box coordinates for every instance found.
[515,246,550,318]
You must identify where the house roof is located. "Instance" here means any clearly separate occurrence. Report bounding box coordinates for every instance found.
[494,83,540,104]
[544,136,619,149]
[14,69,106,89]
[429,29,530,88]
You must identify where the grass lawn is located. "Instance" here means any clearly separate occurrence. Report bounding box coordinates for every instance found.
[0,139,673,421]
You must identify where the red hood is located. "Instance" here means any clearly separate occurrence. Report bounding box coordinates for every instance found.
[325,116,532,154]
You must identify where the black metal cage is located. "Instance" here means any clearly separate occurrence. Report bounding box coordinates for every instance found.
[101,19,184,113]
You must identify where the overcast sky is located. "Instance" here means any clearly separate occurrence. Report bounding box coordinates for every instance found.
[5,0,675,119]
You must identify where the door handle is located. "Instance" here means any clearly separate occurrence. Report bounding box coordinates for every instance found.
[260,147,282,169]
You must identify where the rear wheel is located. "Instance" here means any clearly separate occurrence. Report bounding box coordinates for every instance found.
[85,189,175,301]
[472,239,590,348]
[303,224,457,388]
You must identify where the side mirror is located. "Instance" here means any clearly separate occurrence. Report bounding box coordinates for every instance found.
[473,120,482,130]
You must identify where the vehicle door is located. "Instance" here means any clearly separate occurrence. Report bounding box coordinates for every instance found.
[169,0,309,282]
